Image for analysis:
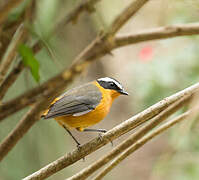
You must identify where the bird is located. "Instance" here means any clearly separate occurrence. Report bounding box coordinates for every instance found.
[42,77,128,147]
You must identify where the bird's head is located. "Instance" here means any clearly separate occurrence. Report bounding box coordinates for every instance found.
[97,77,128,99]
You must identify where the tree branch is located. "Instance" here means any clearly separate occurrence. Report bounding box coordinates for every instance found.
[55,0,101,29]
[108,0,149,35]
[0,83,67,162]
[0,1,36,101]
[93,109,194,180]
[0,14,24,61]
[0,0,148,121]
[23,82,198,180]
[114,23,199,48]
[0,0,148,165]
[0,61,24,100]
[0,23,26,85]
[2,4,199,123]
[0,0,25,25]
[0,0,101,103]
[66,95,190,180]
[0,101,41,162]
[0,23,199,121]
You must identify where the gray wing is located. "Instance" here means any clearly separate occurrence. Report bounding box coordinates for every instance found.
[44,83,102,119]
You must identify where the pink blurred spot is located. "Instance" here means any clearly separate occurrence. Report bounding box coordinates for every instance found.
[139,46,154,62]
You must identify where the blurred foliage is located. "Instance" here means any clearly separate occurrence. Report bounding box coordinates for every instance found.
[6,0,30,23]
[132,1,199,180]
[1,0,199,180]
[18,44,40,82]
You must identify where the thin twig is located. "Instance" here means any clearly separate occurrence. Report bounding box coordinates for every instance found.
[108,0,149,35]
[94,110,193,180]
[0,84,66,162]
[0,101,41,162]
[66,95,190,180]
[0,0,38,101]
[0,0,148,167]
[0,0,25,25]
[2,22,199,122]
[0,61,24,100]
[0,16,24,61]
[114,23,199,48]
[0,0,148,121]
[23,84,197,180]
[39,0,102,68]
[0,0,127,158]
[0,23,26,85]
[55,0,101,30]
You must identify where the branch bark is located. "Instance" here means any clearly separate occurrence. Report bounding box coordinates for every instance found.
[55,0,101,29]
[1,22,199,121]
[0,0,148,165]
[0,101,42,162]
[2,3,199,123]
[0,0,149,121]
[0,83,66,162]
[0,0,25,25]
[108,0,149,35]
[0,0,100,105]
[114,23,199,48]
[0,61,24,100]
[93,109,193,180]
[0,23,26,85]
[66,95,190,180]
[23,82,199,180]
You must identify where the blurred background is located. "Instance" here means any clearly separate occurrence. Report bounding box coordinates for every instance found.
[1,0,199,179]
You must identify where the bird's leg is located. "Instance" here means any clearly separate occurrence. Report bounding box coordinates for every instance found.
[83,128,113,146]
[83,128,107,141]
[83,128,107,133]
[62,125,81,150]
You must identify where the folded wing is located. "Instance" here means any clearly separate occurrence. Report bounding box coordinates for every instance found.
[43,83,102,119]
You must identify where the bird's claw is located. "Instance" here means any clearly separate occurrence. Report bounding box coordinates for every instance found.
[76,144,85,161]
[98,133,103,141]
[98,132,113,146]
[99,129,107,133]
[76,143,82,151]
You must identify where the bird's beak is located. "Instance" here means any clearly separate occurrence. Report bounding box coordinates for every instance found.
[120,89,128,95]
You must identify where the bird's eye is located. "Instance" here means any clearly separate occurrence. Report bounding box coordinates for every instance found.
[109,82,115,86]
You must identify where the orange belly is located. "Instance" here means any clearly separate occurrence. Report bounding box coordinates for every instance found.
[55,90,112,130]
[55,81,121,131]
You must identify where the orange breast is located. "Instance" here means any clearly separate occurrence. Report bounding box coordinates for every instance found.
[55,81,120,131]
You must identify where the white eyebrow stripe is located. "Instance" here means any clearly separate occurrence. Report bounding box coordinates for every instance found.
[98,77,123,89]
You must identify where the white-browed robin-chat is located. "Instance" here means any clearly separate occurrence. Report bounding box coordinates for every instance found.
[42,77,128,147]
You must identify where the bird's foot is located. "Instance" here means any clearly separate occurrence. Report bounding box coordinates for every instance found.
[76,143,82,151]
[76,143,85,161]
[98,130,113,146]
[98,129,107,133]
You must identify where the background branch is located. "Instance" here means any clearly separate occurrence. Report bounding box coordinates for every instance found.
[109,0,149,35]
[0,0,147,121]
[94,109,194,180]
[0,0,101,114]
[0,23,26,85]
[66,95,190,180]
[23,83,198,180]
[1,21,199,121]
[0,0,25,25]
[0,61,24,100]
[0,83,66,162]
[55,0,101,29]
[0,0,35,95]
[114,23,199,48]
[0,0,148,166]
[2,0,199,179]
[0,101,42,162]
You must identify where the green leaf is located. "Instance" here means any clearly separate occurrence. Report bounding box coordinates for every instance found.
[18,44,40,82]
